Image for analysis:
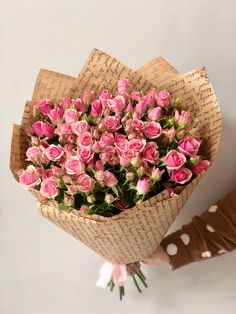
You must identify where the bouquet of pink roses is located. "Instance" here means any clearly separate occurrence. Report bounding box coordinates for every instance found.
[10,49,221,299]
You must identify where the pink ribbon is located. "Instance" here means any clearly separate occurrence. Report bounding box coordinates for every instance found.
[96,261,127,288]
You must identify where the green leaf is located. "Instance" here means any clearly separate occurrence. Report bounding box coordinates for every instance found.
[111,185,119,197]
[58,203,72,212]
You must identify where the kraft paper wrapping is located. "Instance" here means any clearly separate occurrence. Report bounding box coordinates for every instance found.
[10,49,221,264]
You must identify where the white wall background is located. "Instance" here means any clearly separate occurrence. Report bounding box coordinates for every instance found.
[1,0,236,313]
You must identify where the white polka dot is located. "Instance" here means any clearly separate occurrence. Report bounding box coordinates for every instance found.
[218,249,227,254]
[201,251,212,258]
[208,205,217,212]
[166,243,178,256]
[206,224,215,232]
[180,234,190,245]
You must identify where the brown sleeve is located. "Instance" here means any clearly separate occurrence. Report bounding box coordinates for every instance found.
[160,188,236,270]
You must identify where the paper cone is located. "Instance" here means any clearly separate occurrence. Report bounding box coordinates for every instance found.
[10,49,221,264]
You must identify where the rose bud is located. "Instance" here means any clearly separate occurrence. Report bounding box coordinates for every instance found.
[82,91,95,105]
[74,98,86,112]
[117,79,129,95]
[148,107,161,121]
[64,194,74,207]
[87,195,96,203]
[156,90,171,107]
[80,205,89,213]
[126,172,134,181]
[104,171,118,187]
[192,160,210,175]
[137,176,150,195]
[105,194,115,204]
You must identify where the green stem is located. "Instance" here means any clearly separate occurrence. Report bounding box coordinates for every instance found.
[136,271,148,288]
[119,286,125,300]
[138,270,146,281]
[132,275,142,293]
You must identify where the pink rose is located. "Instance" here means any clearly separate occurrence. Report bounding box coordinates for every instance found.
[156,90,171,107]
[130,91,141,102]
[99,89,112,103]
[148,107,161,121]
[95,160,104,171]
[174,110,191,128]
[128,139,146,153]
[100,133,115,147]
[105,194,115,204]
[137,176,150,194]
[34,99,52,116]
[32,121,44,137]
[117,79,129,94]
[144,122,162,139]
[64,194,74,206]
[103,116,121,132]
[45,145,64,161]
[135,101,148,114]
[165,149,186,170]
[82,91,95,105]
[67,184,78,195]
[143,94,155,107]
[32,122,54,138]
[95,170,105,181]
[59,98,72,109]
[48,107,64,123]
[51,165,62,176]
[100,146,119,165]
[74,98,86,112]
[78,132,93,147]
[65,157,85,175]
[119,149,135,167]
[178,137,201,156]
[43,123,54,138]
[40,178,59,198]
[26,146,42,164]
[171,168,192,184]
[142,142,159,164]
[124,103,133,113]
[56,123,71,139]
[129,119,144,134]
[91,100,103,117]
[192,160,210,175]
[77,174,94,194]
[151,168,162,181]
[104,171,118,187]
[63,109,79,124]
[72,121,89,136]
[114,133,128,152]
[109,95,126,112]
[77,147,94,163]
[80,205,89,213]
[19,165,41,189]
[42,169,53,180]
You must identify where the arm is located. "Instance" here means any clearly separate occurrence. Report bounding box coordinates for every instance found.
[144,188,236,269]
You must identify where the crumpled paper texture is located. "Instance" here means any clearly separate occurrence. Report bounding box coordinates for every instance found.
[10,49,221,264]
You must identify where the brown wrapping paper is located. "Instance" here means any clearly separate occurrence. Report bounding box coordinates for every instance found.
[10,49,221,264]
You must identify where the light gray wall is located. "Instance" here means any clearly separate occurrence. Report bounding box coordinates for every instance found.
[1,0,236,313]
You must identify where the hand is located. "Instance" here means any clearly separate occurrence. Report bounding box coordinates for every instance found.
[142,245,170,266]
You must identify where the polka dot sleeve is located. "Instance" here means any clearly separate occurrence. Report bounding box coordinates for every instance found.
[160,188,236,270]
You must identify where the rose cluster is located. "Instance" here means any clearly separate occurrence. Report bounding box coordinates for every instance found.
[18,79,210,216]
